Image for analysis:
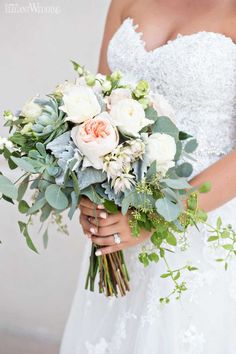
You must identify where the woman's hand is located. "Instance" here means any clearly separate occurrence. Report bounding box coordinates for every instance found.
[79,197,151,255]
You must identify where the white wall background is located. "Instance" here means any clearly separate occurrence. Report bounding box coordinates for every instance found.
[0,0,110,351]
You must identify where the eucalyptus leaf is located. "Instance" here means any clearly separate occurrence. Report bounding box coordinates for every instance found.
[0,175,18,199]
[80,185,104,205]
[71,171,80,196]
[122,189,155,214]
[68,191,79,220]
[40,203,52,222]
[184,139,198,153]
[156,197,182,222]
[161,178,191,190]
[146,161,157,181]
[145,107,158,121]
[11,156,36,173]
[152,116,179,139]
[45,184,69,210]
[176,162,193,177]
[27,197,47,215]
[77,168,106,190]
[17,175,29,201]
[18,200,30,214]
[18,221,38,253]
[43,229,49,249]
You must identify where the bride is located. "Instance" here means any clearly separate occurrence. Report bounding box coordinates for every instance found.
[60,0,236,353]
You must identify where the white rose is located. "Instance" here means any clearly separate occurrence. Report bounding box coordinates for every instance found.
[108,88,132,107]
[145,133,176,175]
[71,112,119,169]
[150,93,176,122]
[60,86,101,124]
[110,98,151,137]
[21,97,42,121]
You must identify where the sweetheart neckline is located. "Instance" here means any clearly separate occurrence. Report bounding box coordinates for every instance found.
[124,17,236,54]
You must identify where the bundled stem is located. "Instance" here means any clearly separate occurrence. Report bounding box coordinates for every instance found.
[85,244,130,297]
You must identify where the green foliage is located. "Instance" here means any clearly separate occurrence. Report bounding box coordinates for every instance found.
[45,184,69,210]
[199,181,212,193]
[104,200,119,214]
[18,200,30,214]
[145,107,158,122]
[184,139,198,153]
[0,175,18,199]
[152,116,179,140]
[18,221,38,253]
[156,197,182,222]
[176,162,193,178]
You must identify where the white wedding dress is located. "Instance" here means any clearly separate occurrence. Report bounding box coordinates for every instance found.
[60,18,236,354]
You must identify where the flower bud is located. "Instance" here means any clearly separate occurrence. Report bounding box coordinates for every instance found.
[21,122,33,135]
[85,73,96,86]
[3,110,18,122]
[111,71,122,82]
[133,80,150,98]
[102,80,112,93]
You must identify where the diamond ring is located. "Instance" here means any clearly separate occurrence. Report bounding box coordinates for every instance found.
[113,233,121,245]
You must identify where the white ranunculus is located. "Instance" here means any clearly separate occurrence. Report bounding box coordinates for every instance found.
[21,97,42,121]
[150,93,176,122]
[108,88,132,107]
[60,86,101,124]
[71,112,119,169]
[145,133,176,175]
[109,98,151,137]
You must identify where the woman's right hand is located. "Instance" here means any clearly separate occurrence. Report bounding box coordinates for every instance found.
[78,197,107,238]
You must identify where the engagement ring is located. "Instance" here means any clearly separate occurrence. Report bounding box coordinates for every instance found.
[113,233,121,245]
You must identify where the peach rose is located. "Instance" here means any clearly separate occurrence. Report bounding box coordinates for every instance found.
[71,112,119,169]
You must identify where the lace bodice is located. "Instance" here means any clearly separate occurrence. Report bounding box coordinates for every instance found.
[108,18,236,174]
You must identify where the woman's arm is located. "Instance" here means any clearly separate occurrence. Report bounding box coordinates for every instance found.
[98,0,128,74]
[190,148,236,212]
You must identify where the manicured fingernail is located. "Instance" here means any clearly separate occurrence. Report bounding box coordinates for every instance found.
[95,250,102,256]
[90,227,97,234]
[100,212,107,219]
[97,204,105,209]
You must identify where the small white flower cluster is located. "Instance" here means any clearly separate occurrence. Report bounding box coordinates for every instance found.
[0,136,13,150]
[3,111,18,122]
[103,139,145,194]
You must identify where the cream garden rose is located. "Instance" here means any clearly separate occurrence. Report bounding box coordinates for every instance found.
[145,133,176,175]
[150,93,176,122]
[60,86,101,124]
[71,112,119,169]
[21,97,42,121]
[110,98,151,137]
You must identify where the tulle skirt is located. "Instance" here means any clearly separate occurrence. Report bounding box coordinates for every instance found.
[60,198,236,354]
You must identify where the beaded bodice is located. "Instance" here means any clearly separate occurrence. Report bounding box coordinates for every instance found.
[107,18,236,174]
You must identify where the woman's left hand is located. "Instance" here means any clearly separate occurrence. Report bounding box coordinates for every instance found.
[79,197,151,256]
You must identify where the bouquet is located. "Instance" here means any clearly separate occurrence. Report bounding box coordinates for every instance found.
[1,61,235,303]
